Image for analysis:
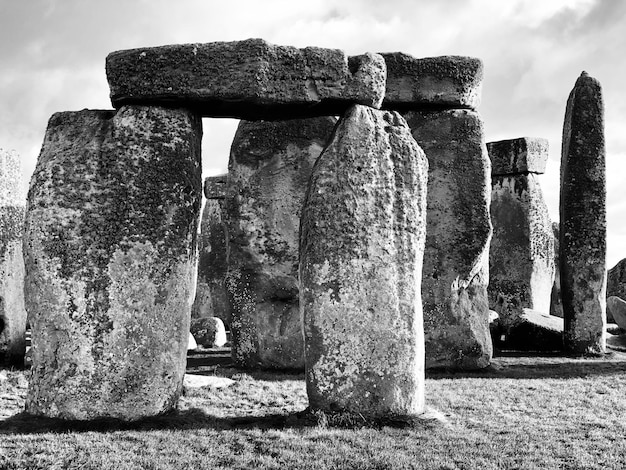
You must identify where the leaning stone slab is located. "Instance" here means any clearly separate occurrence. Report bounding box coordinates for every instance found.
[300,104,428,419]
[381,53,483,110]
[24,106,202,420]
[225,116,336,369]
[106,38,386,120]
[607,297,626,330]
[560,72,606,354]
[488,137,549,175]
[606,259,626,323]
[0,149,27,367]
[403,109,492,369]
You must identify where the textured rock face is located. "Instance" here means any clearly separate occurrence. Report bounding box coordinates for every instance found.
[488,137,549,175]
[607,259,626,323]
[192,175,231,327]
[225,116,336,369]
[0,149,27,367]
[550,223,564,318]
[24,106,202,420]
[106,38,386,120]
[503,309,563,352]
[560,72,606,354]
[404,109,492,370]
[190,317,227,348]
[300,105,428,418]
[381,53,483,110]
[607,297,626,330]
[488,138,554,331]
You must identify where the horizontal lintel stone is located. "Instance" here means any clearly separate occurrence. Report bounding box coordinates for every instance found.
[488,137,549,175]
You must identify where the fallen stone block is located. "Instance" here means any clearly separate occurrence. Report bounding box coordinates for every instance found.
[496,308,563,351]
[183,374,234,389]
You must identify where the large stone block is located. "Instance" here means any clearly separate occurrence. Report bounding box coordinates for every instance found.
[225,116,336,369]
[24,106,202,420]
[404,109,493,370]
[607,259,626,323]
[0,149,26,367]
[381,53,483,110]
[488,137,549,175]
[300,104,428,418]
[560,72,606,354]
[106,38,386,120]
[550,222,564,318]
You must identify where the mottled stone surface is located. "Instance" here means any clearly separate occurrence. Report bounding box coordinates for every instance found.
[381,53,482,110]
[560,72,606,354]
[502,309,563,352]
[0,149,26,367]
[300,104,428,418]
[607,259,626,323]
[404,109,493,370]
[191,175,231,327]
[488,137,549,175]
[107,38,386,119]
[24,106,202,420]
[225,116,336,369]
[550,223,564,318]
[190,316,227,348]
[607,297,626,330]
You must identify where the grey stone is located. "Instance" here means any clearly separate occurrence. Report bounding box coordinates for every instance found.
[502,308,563,351]
[183,374,234,389]
[106,38,386,120]
[550,222,564,318]
[607,297,626,330]
[300,104,428,418]
[560,72,606,354]
[191,316,227,348]
[381,53,483,110]
[606,259,626,323]
[188,332,198,351]
[24,106,202,420]
[404,109,493,370]
[488,137,549,175]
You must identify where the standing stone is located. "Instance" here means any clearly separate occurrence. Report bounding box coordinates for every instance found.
[0,149,26,367]
[403,109,492,369]
[560,72,606,354]
[24,106,202,420]
[488,138,555,333]
[606,259,626,323]
[225,116,336,369]
[301,105,428,418]
[192,175,231,328]
[550,222,564,318]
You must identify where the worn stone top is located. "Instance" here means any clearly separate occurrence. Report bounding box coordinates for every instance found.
[488,137,549,176]
[204,174,227,199]
[380,53,483,110]
[0,148,24,207]
[106,38,386,120]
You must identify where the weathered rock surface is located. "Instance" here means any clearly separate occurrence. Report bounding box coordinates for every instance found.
[190,316,227,348]
[381,53,483,110]
[550,222,564,318]
[24,106,202,420]
[107,38,386,120]
[607,259,626,322]
[560,72,606,354]
[404,109,493,370]
[225,116,336,369]
[488,137,549,175]
[0,149,27,367]
[183,374,234,389]
[607,297,626,330]
[300,104,428,418]
[192,175,231,327]
[188,332,198,351]
[496,308,563,352]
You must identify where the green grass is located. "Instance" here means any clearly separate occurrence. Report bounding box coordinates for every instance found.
[2,351,626,470]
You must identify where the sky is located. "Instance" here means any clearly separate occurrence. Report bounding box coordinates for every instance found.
[0,0,624,267]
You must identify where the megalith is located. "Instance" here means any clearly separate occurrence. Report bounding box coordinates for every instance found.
[225,116,336,369]
[0,149,26,367]
[300,104,428,419]
[606,259,626,323]
[24,106,202,420]
[192,175,231,328]
[488,137,555,334]
[550,222,564,318]
[560,72,606,354]
[403,109,493,369]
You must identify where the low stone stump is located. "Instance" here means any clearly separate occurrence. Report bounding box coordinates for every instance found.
[24,106,202,420]
[300,104,428,419]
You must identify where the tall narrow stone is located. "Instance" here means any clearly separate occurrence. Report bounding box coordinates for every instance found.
[0,149,26,367]
[550,222,564,318]
[24,106,202,420]
[192,175,231,328]
[225,116,336,369]
[560,72,606,354]
[404,109,493,369]
[301,105,427,418]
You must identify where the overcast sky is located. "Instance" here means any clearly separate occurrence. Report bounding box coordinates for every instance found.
[1,0,624,266]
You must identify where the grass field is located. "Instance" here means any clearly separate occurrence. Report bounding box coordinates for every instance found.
[1,349,626,470]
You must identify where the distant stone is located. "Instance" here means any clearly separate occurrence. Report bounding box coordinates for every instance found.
[183,374,234,389]
[191,317,227,348]
[404,109,492,370]
[606,323,623,336]
[0,149,27,367]
[301,104,428,418]
[607,297,626,330]
[607,259,626,322]
[107,38,386,120]
[560,71,606,354]
[607,334,626,352]
[550,222,564,318]
[188,332,198,351]
[24,106,202,420]
[488,137,549,175]
[502,308,563,351]
[381,53,483,110]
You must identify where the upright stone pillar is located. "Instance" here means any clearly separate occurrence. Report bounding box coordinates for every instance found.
[24,106,202,420]
[225,117,336,369]
[301,105,428,419]
[560,72,606,354]
[488,137,555,332]
[192,175,231,328]
[0,149,26,367]
[550,222,564,318]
